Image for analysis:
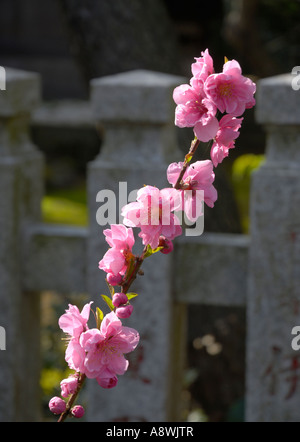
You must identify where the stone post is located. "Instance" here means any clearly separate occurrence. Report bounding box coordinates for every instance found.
[0,68,43,421]
[246,74,300,421]
[87,70,187,421]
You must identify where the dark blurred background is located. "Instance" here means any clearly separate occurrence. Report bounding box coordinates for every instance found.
[1,0,299,422]
[1,0,298,98]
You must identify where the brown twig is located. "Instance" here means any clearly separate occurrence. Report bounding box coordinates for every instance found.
[121,248,147,295]
[57,374,86,422]
[174,137,200,189]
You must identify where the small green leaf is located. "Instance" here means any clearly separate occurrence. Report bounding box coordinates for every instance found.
[143,245,153,258]
[96,307,104,329]
[144,244,163,258]
[185,153,193,164]
[126,292,139,301]
[101,295,114,311]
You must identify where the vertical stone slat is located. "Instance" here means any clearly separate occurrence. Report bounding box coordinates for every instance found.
[0,68,43,421]
[246,74,300,422]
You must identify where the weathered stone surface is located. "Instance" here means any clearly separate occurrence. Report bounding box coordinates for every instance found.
[255,73,300,125]
[91,70,185,124]
[23,224,87,293]
[0,160,22,422]
[246,74,300,422]
[174,233,249,307]
[0,68,40,117]
[0,69,43,422]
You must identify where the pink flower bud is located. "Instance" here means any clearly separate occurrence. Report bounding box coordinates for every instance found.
[159,236,174,254]
[116,304,133,319]
[60,375,78,398]
[107,273,123,286]
[49,397,66,415]
[112,293,128,308]
[71,405,85,419]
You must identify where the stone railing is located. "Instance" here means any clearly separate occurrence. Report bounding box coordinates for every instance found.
[0,67,299,422]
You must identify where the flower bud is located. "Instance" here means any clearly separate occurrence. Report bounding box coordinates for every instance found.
[107,273,123,286]
[60,375,78,398]
[158,236,174,255]
[116,304,133,319]
[112,292,128,308]
[71,405,85,419]
[49,397,66,415]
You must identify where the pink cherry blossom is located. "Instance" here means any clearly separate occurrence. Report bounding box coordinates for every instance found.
[191,49,214,82]
[99,247,129,279]
[99,225,135,285]
[210,143,230,168]
[59,302,92,339]
[103,224,135,251]
[173,80,219,142]
[65,337,86,373]
[96,369,118,389]
[121,186,182,249]
[60,375,78,398]
[210,114,243,167]
[204,59,256,116]
[60,304,88,374]
[167,160,217,221]
[79,312,139,384]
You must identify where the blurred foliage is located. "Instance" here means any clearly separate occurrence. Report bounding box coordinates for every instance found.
[40,367,71,397]
[226,397,245,422]
[258,0,300,67]
[42,185,88,227]
[231,154,265,233]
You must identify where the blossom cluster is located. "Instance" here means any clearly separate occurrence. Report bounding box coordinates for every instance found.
[98,51,256,287]
[173,49,255,166]
[61,303,138,385]
[50,49,255,421]
[49,302,139,419]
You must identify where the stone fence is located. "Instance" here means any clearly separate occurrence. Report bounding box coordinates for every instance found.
[0,67,299,422]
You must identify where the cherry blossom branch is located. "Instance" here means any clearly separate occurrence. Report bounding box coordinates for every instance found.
[121,250,146,295]
[174,137,200,190]
[57,374,86,422]
[49,48,256,422]
[55,248,146,423]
